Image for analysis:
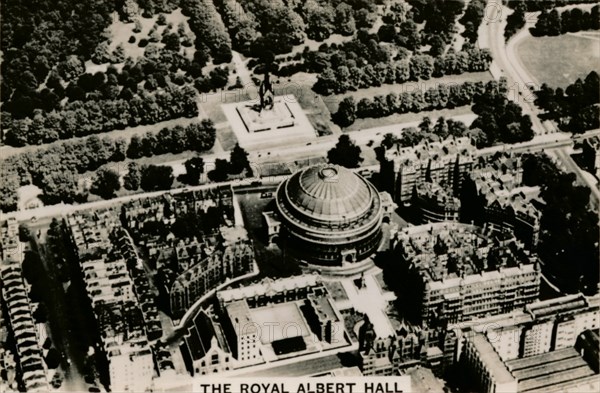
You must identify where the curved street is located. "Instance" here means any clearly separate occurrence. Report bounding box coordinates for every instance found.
[482,0,600,205]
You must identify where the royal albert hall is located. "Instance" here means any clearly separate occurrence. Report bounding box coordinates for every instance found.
[274,164,384,266]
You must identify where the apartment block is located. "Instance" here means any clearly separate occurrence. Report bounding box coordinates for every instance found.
[379,137,475,204]
[392,222,540,326]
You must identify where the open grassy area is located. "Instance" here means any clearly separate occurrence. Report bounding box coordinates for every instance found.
[517,33,600,89]
[344,105,474,132]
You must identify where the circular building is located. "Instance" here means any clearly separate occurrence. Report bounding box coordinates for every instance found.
[273,164,383,266]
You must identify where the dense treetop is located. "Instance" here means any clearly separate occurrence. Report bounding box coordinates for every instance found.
[535,71,600,133]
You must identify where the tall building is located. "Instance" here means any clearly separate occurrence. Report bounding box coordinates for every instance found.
[217,275,348,365]
[379,137,476,204]
[411,182,461,223]
[358,318,427,376]
[391,222,540,326]
[179,311,234,376]
[269,164,388,265]
[121,186,255,319]
[460,326,600,393]
[446,294,600,366]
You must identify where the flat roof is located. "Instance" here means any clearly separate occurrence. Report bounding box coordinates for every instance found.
[249,302,310,344]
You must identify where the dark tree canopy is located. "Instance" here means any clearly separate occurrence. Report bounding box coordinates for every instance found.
[229,143,251,175]
[328,134,363,168]
[140,164,174,191]
[184,156,205,185]
[522,153,599,294]
[123,162,141,191]
[91,167,121,199]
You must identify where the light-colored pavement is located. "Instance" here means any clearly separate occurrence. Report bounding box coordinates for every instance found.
[341,274,396,339]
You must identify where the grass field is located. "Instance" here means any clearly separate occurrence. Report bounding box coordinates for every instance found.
[517,33,600,89]
[344,105,474,132]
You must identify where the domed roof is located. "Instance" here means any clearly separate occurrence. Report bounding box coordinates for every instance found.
[280,164,375,222]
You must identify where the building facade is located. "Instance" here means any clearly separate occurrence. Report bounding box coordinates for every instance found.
[445,294,600,369]
[462,154,542,250]
[379,137,476,204]
[392,222,540,326]
[0,219,49,392]
[169,241,255,318]
[412,182,461,223]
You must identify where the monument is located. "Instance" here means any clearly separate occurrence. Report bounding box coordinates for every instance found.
[236,70,296,133]
[258,71,275,112]
[222,68,317,149]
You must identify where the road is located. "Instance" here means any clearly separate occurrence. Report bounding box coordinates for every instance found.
[2,128,587,227]
[483,1,599,204]
[28,234,88,392]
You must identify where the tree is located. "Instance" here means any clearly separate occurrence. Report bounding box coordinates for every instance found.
[121,0,139,22]
[208,158,230,182]
[42,170,82,205]
[334,97,357,127]
[304,0,335,41]
[184,156,205,185]
[127,135,143,159]
[396,20,420,50]
[140,164,174,191]
[164,32,181,52]
[334,3,356,36]
[123,162,141,191]
[209,67,229,89]
[327,135,363,168]
[229,143,251,175]
[91,167,121,199]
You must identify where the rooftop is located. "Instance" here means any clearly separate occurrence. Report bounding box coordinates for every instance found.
[218,274,322,304]
[505,348,596,393]
[385,137,475,166]
[526,294,592,318]
[279,164,377,222]
[394,222,536,284]
[250,302,310,344]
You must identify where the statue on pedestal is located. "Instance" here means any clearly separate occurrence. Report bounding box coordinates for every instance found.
[257,70,274,113]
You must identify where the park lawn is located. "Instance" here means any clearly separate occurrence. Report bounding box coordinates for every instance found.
[215,125,238,151]
[272,73,341,136]
[343,105,474,132]
[517,33,600,89]
[324,71,494,114]
[109,8,196,61]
